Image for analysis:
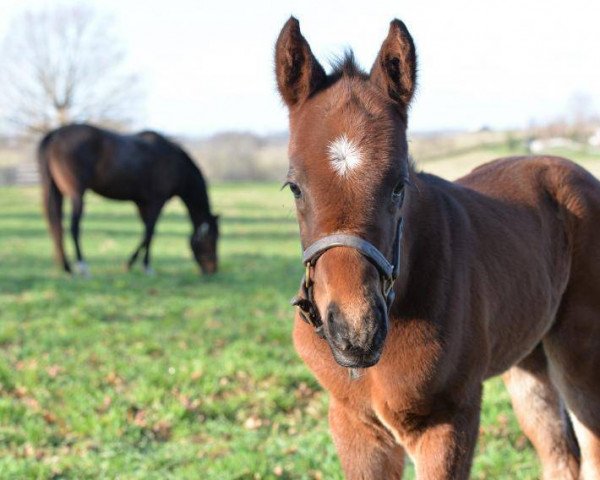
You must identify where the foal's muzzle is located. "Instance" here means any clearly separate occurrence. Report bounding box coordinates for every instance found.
[326,300,388,368]
[291,218,403,368]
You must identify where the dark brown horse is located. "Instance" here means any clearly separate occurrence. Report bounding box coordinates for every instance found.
[38,123,218,275]
[276,17,600,479]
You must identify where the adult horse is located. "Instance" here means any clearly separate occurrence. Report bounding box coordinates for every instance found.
[38,123,219,275]
[276,17,600,479]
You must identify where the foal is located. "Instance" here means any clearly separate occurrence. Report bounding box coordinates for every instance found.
[276,17,600,479]
[38,124,218,275]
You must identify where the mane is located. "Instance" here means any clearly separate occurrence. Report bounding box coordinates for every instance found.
[136,130,196,165]
[135,131,213,220]
[328,50,368,84]
[136,130,179,150]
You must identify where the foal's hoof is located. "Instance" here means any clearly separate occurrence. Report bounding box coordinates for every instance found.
[75,261,91,277]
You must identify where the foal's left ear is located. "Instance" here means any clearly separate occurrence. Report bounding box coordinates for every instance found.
[275,17,326,108]
[370,19,417,110]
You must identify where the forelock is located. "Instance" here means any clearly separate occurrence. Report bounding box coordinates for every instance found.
[329,50,368,81]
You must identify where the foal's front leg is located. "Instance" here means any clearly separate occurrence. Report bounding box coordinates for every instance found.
[329,399,405,480]
[408,391,482,480]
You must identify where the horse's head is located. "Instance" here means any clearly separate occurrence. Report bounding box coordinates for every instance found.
[276,18,416,368]
[191,214,219,274]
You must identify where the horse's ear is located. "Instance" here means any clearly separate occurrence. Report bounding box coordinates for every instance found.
[275,17,326,108]
[370,19,417,110]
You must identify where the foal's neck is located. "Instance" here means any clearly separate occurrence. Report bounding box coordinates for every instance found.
[394,173,455,319]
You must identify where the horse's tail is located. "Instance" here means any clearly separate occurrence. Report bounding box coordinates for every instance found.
[38,132,70,273]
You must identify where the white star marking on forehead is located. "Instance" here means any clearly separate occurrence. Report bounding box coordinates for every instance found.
[327,134,362,176]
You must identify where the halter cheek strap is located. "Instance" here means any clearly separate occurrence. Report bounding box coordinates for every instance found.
[291,218,404,338]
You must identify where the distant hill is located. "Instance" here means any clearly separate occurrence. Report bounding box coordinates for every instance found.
[1,127,598,185]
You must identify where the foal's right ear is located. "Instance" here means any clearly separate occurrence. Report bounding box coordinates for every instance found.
[275,17,326,108]
[370,19,417,110]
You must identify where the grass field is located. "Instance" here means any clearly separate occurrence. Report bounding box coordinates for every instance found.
[1,174,546,479]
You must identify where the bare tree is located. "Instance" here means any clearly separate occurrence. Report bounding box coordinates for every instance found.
[0,4,142,134]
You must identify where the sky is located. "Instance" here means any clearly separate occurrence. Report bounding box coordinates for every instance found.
[1,0,599,136]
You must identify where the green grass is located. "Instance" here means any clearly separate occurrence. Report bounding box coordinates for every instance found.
[0,183,539,479]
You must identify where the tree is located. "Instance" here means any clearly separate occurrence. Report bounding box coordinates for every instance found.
[0,4,142,134]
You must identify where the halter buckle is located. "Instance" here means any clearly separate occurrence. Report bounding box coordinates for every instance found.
[305,262,311,289]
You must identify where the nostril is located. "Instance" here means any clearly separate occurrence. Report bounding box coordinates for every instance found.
[326,303,351,350]
[326,302,341,329]
[327,306,336,327]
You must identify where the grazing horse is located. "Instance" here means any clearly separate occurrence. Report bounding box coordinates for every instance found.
[276,17,600,479]
[38,123,219,275]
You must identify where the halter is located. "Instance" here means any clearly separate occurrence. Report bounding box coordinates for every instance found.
[291,217,404,338]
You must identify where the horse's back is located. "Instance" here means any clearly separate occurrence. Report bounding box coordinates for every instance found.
[459,155,598,204]
[459,155,600,264]
[42,124,158,200]
[41,124,107,197]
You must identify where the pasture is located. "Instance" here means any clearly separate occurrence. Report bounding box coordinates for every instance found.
[1,175,550,479]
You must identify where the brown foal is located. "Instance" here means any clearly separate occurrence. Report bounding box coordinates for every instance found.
[275,17,600,479]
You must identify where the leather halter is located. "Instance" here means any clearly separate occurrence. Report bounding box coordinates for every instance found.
[291,218,404,338]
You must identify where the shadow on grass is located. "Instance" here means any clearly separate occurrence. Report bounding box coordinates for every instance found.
[0,211,297,225]
[0,253,302,301]
[0,208,298,245]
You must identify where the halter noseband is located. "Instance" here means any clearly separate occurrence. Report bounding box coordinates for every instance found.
[291,218,404,338]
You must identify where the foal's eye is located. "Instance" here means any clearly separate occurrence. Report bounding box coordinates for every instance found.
[286,182,302,199]
[392,181,405,203]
